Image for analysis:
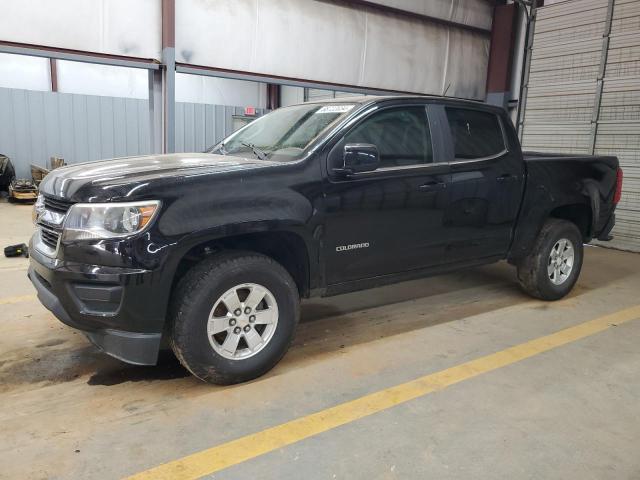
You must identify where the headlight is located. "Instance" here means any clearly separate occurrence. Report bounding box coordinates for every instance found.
[62,201,160,241]
[32,193,45,224]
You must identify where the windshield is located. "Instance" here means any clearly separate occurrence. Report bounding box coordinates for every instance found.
[207,103,356,162]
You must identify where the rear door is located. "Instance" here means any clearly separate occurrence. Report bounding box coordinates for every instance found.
[441,106,525,262]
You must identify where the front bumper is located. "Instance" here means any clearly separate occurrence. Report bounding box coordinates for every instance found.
[28,245,164,365]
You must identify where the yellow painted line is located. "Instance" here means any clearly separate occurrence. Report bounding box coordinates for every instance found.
[0,294,36,305]
[127,304,640,480]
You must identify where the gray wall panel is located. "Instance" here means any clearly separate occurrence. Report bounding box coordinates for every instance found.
[175,101,185,154]
[183,102,195,153]
[194,103,205,153]
[220,106,229,143]
[12,90,31,169]
[112,98,128,158]
[205,106,215,148]
[72,94,89,162]
[174,102,266,153]
[0,87,151,177]
[0,89,15,159]
[58,93,74,161]
[85,96,101,161]
[99,95,116,160]
[0,86,266,179]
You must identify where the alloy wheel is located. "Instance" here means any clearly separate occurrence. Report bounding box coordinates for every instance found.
[547,238,575,285]
[207,283,279,360]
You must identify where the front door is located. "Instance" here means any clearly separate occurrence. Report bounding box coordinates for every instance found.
[321,104,451,285]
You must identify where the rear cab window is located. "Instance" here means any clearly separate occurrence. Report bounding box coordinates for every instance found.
[445,107,506,160]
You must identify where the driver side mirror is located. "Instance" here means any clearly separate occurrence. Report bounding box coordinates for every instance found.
[336,143,380,176]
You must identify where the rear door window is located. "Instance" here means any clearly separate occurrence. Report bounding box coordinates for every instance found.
[445,108,505,160]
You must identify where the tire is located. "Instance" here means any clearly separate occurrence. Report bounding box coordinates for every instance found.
[516,219,584,301]
[169,251,300,385]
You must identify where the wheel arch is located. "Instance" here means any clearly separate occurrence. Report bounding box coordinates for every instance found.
[548,203,593,241]
[168,227,315,300]
[508,187,594,264]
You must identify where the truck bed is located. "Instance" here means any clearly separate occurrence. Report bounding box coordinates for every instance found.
[523,151,618,169]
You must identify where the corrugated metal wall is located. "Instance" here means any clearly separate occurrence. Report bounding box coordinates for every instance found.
[596,0,640,252]
[174,103,267,153]
[0,87,151,178]
[304,89,367,102]
[521,0,640,252]
[0,87,266,178]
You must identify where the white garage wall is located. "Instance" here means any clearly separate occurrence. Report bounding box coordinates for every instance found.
[0,53,50,92]
[0,55,150,100]
[281,86,306,107]
[175,74,267,108]
[0,0,162,60]
[0,0,491,99]
[0,55,270,104]
[56,61,149,99]
[176,0,491,99]
[369,0,493,30]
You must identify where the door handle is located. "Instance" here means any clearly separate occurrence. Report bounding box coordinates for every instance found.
[496,174,518,183]
[418,181,446,191]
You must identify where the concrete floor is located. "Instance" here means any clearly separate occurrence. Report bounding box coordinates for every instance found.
[1,199,639,480]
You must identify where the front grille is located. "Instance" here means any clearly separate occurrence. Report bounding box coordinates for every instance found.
[36,195,73,255]
[43,195,74,214]
[40,225,61,250]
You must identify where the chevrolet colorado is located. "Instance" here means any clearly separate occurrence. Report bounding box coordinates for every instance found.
[28,96,622,384]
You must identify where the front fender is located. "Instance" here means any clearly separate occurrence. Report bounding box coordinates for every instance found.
[156,187,313,238]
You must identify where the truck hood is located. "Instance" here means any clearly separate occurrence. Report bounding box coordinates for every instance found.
[39,153,280,201]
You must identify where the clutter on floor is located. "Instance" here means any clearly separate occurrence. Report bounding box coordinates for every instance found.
[8,178,38,203]
[4,243,29,258]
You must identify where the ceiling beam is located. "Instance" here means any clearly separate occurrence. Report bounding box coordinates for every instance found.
[0,41,160,70]
[317,0,492,36]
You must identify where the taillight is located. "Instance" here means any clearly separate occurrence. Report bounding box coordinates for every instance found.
[614,167,623,205]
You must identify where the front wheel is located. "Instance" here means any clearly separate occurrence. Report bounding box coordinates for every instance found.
[517,219,584,301]
[169,251,300,385]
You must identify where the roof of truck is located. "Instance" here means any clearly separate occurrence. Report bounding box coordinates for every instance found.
[297,94,489,109]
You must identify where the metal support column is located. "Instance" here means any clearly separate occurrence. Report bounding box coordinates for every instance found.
[162,0,176,154]
[49,58,58,92]
[516,0,538,141]
[589,0,615,154]
[148,69,163,154]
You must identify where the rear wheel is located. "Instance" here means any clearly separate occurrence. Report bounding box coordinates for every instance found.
[169,251,299,385]
[517,219,584,301]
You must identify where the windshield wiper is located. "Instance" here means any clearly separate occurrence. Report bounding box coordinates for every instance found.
[241,141,268,160]
[205,142,227,155]
[210,142,228,155]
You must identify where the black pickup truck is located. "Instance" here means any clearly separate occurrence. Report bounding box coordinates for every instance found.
[29,96,622,384]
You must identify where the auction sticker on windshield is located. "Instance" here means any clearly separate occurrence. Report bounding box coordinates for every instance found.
[316,105,355,114]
